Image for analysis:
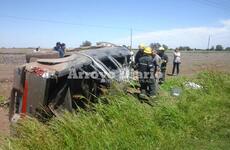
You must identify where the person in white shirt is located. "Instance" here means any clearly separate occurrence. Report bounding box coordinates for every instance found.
[172,48,181,75]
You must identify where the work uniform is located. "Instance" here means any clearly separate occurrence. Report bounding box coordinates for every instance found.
[135,50,143,65]
[158,52,168,82]
[138,54,156,97]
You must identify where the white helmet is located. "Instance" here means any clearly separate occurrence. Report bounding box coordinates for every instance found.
[159,47,165,51]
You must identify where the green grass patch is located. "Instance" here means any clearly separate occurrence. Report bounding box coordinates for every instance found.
[1,71,230,150]
[0,95,5,103]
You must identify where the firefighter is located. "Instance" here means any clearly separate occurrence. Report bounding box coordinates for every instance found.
[135,44,145,65]
[158,47,168,84]
[138,47,156,99]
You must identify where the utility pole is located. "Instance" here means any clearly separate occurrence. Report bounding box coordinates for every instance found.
[130,28,133,50]
[207,35,211,50]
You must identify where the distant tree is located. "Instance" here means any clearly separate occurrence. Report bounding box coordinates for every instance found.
[185,46,192,51]
[215,45,224,51]
[178,46,191,51]
[162,44,168,50]
[81,40,92,47]
[178,46,183,51]
[210,46,215,51]
[150,43,161,50]
[225,47,230,51]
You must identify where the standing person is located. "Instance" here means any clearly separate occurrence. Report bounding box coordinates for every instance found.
[137,47,156,99]
[54,42,64,58]
[152,48,161,93]
[135,44,145,65]
[158,47,168,83]
[61,43,66,56]
[172,48,181,75]
[152,48,161,74]
[54,42,61,51]
[33,47,40,52]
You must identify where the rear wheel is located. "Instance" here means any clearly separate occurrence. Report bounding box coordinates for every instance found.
[25,51,59,63]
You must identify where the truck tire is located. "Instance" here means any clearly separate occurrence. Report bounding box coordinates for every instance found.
[25,51,59,63]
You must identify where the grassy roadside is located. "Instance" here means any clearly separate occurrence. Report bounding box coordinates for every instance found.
[1,71,230,150]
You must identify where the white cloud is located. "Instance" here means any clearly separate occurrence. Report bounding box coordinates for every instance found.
[114,19,230,49]
[221,19,230,26]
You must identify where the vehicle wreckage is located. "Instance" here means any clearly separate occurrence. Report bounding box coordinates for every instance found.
[9,44,132,120]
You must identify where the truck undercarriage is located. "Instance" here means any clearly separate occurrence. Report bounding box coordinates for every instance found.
[9,46,132,120]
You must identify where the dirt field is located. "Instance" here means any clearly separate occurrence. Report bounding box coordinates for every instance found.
[0,49,230,136]
[166,51,230,75]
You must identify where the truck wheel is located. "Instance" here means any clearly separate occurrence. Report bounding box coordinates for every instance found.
[25,51,59,63]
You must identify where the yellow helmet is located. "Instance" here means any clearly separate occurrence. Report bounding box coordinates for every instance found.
[144,47,152,54]
[139,44,146,49]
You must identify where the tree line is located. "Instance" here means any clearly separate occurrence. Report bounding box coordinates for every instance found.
[80,41,230,51]
[149,43,230,51]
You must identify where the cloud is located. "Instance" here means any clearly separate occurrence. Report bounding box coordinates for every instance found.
[115,19,230,49]
[221,19,230,26]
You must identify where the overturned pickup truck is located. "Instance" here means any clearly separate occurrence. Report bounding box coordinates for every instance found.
[9,45,132,120]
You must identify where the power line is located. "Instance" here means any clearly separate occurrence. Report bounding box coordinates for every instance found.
[0,15,152,32]
[0,15,131,30]
[0,15,150,46]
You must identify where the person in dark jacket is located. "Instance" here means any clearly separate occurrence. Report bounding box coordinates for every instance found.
[158,47,168,83]
[137,47,156,99]
[135,44,145,65]
[61,43,66,55]
[54,42,65,58]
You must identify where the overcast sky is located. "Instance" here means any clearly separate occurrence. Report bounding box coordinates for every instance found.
[0,0,230,48]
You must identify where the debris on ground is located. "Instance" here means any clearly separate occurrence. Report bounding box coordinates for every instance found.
[0,101,9,107]
[11,114,21,123]
[171,88,182,96]
[184,81,202,89]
